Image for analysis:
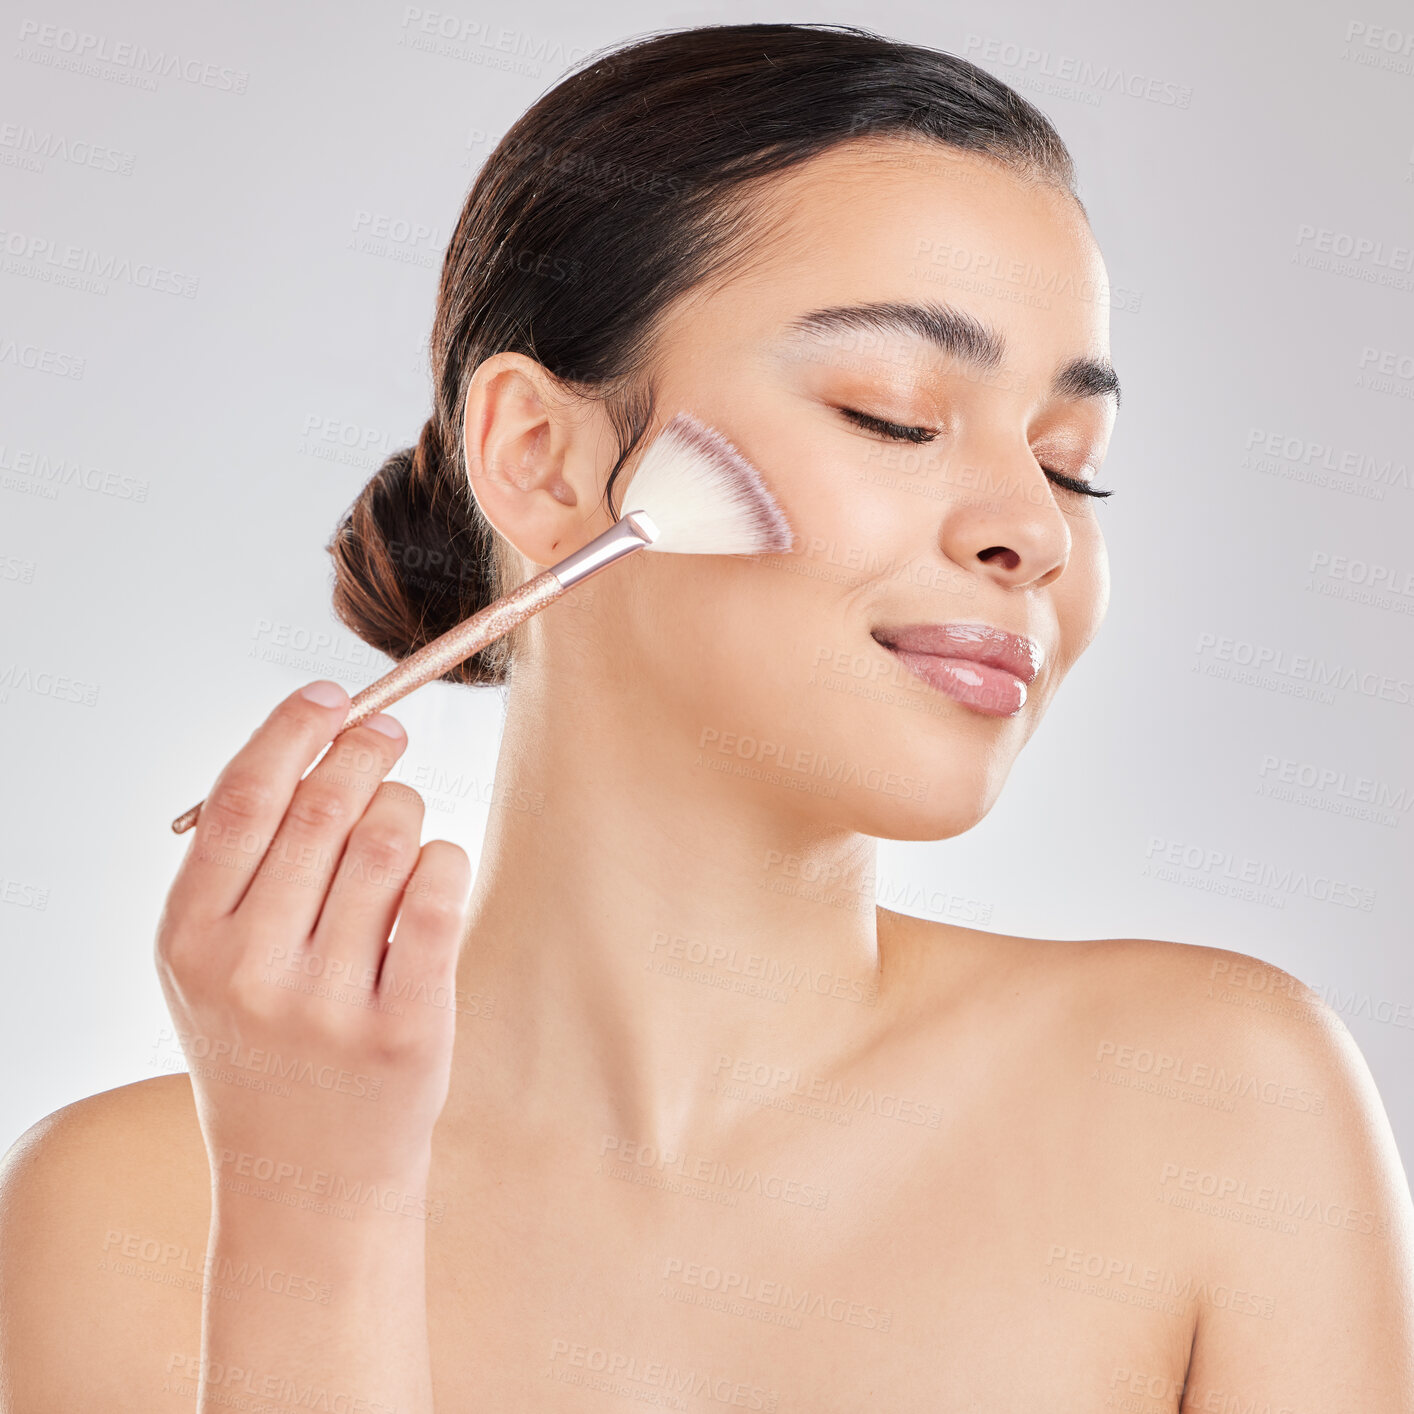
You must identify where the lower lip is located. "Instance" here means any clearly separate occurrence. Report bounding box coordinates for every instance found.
[884,648,1028,717]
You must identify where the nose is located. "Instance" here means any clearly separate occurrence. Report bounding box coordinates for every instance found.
[935,445,1071,591]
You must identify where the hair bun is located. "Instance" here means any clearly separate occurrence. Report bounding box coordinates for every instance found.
[327,417,508,685]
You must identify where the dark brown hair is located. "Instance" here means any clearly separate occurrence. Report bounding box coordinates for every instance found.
[326,21,1080,685]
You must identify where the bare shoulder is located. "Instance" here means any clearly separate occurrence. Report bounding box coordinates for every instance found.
[1047,932,1405,1141]
[911,915,1409,1164]
[889,913,1414,1399]
[887,909,1399,1112]
[0,1073,211,1411]
[1084,935,1414,1397]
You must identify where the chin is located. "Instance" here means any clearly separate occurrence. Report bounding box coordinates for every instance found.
[826,748,1009,841]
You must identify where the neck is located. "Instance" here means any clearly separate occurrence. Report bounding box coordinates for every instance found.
[444,649,894,1158]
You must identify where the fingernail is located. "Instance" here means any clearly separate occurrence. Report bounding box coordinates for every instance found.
[300,680,348,708]
[364,712,405,740]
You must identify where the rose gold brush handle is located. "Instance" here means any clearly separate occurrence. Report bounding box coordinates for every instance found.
[169,511,660,835]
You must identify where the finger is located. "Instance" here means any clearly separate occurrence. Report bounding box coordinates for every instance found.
[378,840,473,1011]
[166,681,352,923]
[237,712,408,941]
[304,781,426,987]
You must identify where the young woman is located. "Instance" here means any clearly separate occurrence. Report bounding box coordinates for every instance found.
[2,22,1409,1413]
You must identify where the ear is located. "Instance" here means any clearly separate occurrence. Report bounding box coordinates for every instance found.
[461,352,614,567]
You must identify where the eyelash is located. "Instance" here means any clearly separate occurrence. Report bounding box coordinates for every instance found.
[836,406,1114,499]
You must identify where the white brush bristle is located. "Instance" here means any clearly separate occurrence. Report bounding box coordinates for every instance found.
[617,412,794,557]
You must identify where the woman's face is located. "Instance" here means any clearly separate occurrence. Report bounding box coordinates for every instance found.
[590,138,1118,840]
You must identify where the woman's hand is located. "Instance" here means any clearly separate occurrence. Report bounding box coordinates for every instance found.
[154,679,472,1413]
[157,678,470,1185]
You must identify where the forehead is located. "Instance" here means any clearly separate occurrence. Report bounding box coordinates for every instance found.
[684,138,1113,381]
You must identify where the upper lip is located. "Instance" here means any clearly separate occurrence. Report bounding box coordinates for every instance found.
[871,622,1045,685]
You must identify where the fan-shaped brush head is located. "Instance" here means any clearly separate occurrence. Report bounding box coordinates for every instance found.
[618,411,795,556]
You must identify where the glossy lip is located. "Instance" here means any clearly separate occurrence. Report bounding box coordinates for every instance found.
[871,621,1045,718]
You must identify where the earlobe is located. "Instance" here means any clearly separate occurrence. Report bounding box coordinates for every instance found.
[461,353,604,567]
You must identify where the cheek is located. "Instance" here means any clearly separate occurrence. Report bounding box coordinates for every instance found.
[619,540,861,765]
[620,553,812,706]
[610,402,880,715]
[747,414,901,562]
[1055,520,1110,668]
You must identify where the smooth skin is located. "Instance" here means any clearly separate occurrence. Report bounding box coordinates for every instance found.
[2,137,1411,1412]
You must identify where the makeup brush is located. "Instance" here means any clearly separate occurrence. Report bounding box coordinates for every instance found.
[170,411,794,834]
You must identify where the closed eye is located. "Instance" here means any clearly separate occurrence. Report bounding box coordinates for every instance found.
[836,405,1113,499]
[837,405,938,445]
[1043,468,1113,499]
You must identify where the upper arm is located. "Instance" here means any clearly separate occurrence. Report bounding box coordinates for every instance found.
[0,1076,211,1413]
[1169,950,1414,1409]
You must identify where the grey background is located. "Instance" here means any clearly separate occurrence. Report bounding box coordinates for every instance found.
[2,2,1411,1168]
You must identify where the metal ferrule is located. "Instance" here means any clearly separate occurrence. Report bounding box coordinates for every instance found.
[550,510,660,589]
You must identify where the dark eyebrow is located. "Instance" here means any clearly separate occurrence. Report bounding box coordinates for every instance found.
[778,299,1121,409]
